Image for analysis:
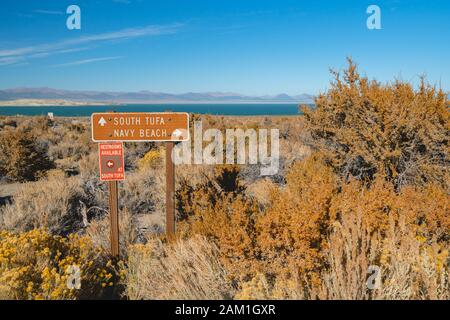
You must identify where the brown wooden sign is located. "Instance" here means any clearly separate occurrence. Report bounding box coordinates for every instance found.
[91,112,189,142]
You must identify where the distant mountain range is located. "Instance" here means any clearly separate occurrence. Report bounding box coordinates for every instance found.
[0,88,315,104]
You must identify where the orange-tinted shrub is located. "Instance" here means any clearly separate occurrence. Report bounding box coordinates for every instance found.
[329,177,449,243]
[177,166,259,282]
[256,154,338,284]
[303,58,449,190]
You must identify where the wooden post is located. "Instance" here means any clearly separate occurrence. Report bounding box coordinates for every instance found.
[108,181,120,257]
[165,141,176,237]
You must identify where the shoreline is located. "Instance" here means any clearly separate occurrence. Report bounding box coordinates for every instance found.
[0,101,308,107]
[0,103,308,117]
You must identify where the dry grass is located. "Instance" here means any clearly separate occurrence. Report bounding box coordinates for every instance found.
[318,212,382,300]
[320,212,449,300]
[244,178,277,209]
[0,177,85,234]
[234,210,449,300]
[120,167,165,216]
[85,209,137,258]
[124,235,235,300]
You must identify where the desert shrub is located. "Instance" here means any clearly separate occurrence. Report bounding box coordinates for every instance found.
[177,166,260,282]
[235,273,306,300]
[77,152,109,214]
[303,59,449,190]
[0,129,54,182]
[255,153,338,285]
[234,273,272,300]
[395,183,450,243]
[175,150,448,299]
[124,142,156,171]
[235,211,449,300]
[124,235,234,299]
[176,157,353,285]
[0,177,87,235]
[47,123,92,163]
[178,153,450,299]
[329,178,450,242]
[177,165,246,221]
[245,178,278,209]
[177,159,336,284]
[179,194,259,283]
[78,151,100,179]
[79,151,165,215]
[318,212,449,300]
[48,140,90,163]
[85,209,138,259]
[120,167,165,216]
[0,118,17,129]
[318,210,382,299]
[137,148,164,171]
[0,229,121,300]
[15,116,53,144]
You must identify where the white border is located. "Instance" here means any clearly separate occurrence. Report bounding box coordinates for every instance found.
[98,142,125,181]
[91,112,190,142]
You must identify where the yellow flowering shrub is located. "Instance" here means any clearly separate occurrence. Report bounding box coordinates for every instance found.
[235,273,306,300]
[138,148,163,171]
[0,229,121,300]
[234,273,271,300]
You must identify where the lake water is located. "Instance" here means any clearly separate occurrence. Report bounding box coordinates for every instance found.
[0,104,306,117]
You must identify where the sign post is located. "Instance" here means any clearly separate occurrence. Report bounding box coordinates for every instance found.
[98,142,125,257]
[92,112,189,247]
[108,181,120,257]
[165,141,176,237]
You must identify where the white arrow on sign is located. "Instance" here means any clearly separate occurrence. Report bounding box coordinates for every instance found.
[172,129,182,137]
[171,128,188,140]
[98,117,107,127]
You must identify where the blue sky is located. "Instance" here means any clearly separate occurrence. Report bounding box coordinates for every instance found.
[0,0,449,95]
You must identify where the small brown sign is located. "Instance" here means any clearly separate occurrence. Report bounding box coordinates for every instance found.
[99,142,125,181]
[91,112,189,142]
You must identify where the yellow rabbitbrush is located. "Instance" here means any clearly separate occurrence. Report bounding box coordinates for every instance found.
[0,229,120,300]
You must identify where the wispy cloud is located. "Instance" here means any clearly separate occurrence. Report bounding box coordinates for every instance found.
[34,10,64,15]
[0,23,183,66]
[30,47,90,59]
[53,56,123,67]
[0,56,25,66]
